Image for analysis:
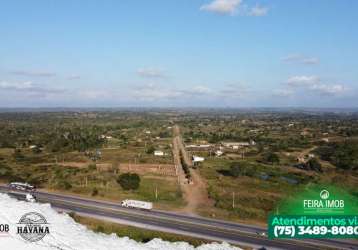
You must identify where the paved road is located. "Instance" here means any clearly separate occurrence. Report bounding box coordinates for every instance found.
[1,186,356,250]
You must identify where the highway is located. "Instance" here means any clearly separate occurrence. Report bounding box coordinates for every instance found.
[0,186,357,249]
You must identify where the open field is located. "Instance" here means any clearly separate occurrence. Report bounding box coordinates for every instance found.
[0,109,357,224]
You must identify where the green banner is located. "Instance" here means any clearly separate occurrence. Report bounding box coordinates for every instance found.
[268,215,358,238]
[268,184,358,239]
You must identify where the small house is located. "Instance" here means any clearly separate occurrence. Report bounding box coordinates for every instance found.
[154,150,164,156]
[193,156,205,162]
[215,150,223,157]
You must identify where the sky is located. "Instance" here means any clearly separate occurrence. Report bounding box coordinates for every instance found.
[0,0,357,108]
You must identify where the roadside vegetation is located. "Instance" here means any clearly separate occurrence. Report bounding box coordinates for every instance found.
[69,213,212,247]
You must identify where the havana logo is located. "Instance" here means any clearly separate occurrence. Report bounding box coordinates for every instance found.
[17,212,50,242]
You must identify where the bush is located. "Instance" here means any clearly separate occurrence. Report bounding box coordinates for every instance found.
[88,164,97,171]
[92,187,99,196]
[146,145,155,154]
[229,163,256,177]
[314,141,358,170]
[68,212,76,218]
[261,152,280,165]
[56,180,72,190]
[306,158,322,172]
[95,225,105,233]
[293,158,322,172]
[117,173,140,190]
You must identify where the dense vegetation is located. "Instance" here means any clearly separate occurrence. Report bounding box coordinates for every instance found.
[117,173,141,190]
[314,140,358,170]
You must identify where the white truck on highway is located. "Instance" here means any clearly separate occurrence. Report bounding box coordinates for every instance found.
[120,199,153,210]
[25,193,36,203]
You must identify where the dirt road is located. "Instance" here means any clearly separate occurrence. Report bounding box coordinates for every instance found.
[172,125,213,214]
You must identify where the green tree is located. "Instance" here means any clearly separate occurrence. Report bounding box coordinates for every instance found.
[306,158,322,172]
[262,152,280,165]
[117,173,140,190]
[56,180,72,190]
[229,162,255,177]
[146,145,155,154]
[91,187,99,196]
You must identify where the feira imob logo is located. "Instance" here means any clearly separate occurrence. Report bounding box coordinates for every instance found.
[303,189,344,209]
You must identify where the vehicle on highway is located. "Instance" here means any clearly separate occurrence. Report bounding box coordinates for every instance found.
[25,193,36,203]
[120,199,153,210]
[256,231,267,237]
[8,182,36,192]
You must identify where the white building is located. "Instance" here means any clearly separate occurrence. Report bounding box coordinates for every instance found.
[100,135,113,139]
[154,150,164,156]
[215,150,223,157]
[192,156,205,162]
[222,142,250,149]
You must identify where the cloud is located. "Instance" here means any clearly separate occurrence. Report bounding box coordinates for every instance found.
[301,57,319,65]
[249,5,269,16]
[67,74,81,80]
[273,89,293,97]
[200,0,242,15]
[0,81,35,91]
[282,54,319,65]
[79,90,112,99]
[310,84,346,96]
[181,85,213,96]
[0,80,65,96]
[286,75,319,86]
[285,75,347,96]
[132,84,222,101]
[200,0,269,16]
[137,68,166,78]
[10,70,56,77]
[131,84,182,101]
[217,83,248,98]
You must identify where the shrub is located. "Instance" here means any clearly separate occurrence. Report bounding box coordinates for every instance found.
[56,180,72,190]
[117,173,140,190]
[229,163,256,177]
[261,152,280,165]
[146,145,155,154]
[88,164,97,171]
[92,187,99,196]
[306,158,322,172]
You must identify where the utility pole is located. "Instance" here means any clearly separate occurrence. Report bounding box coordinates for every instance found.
[232,192,235,209]
[155,186,158,200]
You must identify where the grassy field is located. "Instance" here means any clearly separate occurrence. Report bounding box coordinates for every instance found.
[0,146,185,210]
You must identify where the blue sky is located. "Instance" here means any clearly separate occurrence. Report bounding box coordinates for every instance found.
[0,0,357,107]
